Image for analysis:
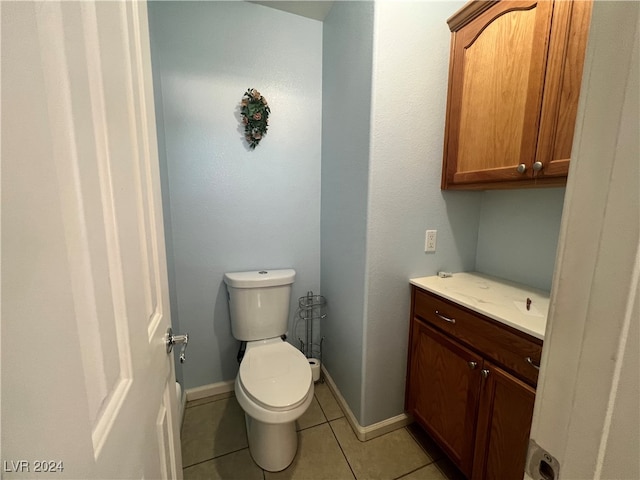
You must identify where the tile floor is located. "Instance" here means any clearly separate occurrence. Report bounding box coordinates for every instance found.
[181,382,465,480]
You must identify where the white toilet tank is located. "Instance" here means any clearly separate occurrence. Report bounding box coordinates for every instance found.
[224,269,296,341]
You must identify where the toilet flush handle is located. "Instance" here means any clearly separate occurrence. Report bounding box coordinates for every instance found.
[166,327,189,363]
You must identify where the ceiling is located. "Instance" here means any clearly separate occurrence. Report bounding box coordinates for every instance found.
[250,1,334,21]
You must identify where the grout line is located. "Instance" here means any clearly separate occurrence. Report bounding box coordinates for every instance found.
[436,458,466,480]
[392,463,429,480]
[181,446,249,470]
[294,393,329,432]
[327,418,358,480]
[314,386,346,423]
[185,392,234,409]
[402,431,433,472]
[297,419,328,432]
[180,390,452,480]
[404,425,438,465]
[312,392,331,423]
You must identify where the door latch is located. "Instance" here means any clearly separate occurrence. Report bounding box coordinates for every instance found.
[526,439,560,480]
[166,327,189,363]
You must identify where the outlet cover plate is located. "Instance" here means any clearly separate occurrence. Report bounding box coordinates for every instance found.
[425,230,437,252]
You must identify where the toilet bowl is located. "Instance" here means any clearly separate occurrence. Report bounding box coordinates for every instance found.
[234,338,313,471]
[223,269,313,472]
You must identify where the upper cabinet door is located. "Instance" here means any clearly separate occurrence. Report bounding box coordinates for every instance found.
[441,0,592,190]
[534,0,592,179]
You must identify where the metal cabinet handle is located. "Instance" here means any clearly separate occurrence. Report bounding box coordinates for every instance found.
[532,161,543,172]
[481,369,490,379]
[166,327,189,363]
[435,310,456,324]
[468,361,478,370]
[525,356,540,370]
[517,163,527,174]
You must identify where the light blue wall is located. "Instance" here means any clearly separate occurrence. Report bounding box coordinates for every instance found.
[320,1,374,423]
[320,0,483,426]
[149,1,566,424]
[475,188,565,291]
[361,0,480,426]
[149,28,184,386]
[148,1,322,389]
[321,1,563,426]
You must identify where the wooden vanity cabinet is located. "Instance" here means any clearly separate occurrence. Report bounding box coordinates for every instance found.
[472,360,536,480]
[407,320,482,477]
[441,0,592,190]
[406,286,542,479]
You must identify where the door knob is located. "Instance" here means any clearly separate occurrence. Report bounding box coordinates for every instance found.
[166,327,189,363]
[532,161,543,172]
[517,163,527,174]
[468,361,478,369]
[481,369,490,379]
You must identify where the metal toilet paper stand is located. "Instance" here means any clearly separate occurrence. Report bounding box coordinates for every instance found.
[295,291,326,382]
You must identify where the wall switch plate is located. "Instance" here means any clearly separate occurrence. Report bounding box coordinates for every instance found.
[425,230,437,252]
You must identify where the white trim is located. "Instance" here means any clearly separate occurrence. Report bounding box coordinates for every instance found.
[175,381,186,425]
[594,246,640,478]
[181,387,187,420]
[321,366,411,442]
[528,3,640,478]
[185,380,235,402]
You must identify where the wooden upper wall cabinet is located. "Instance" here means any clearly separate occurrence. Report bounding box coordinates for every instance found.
[441,0,593,190]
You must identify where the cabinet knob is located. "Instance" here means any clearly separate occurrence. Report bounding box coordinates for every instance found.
[517,163,527,174]
[533,161,543,172]
[468,361,478,370]
[481,369,490,379]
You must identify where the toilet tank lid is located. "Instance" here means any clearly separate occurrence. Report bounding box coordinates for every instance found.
[224,269,296,288]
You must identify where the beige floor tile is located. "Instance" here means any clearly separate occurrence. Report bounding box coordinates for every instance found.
[433,458,465,480]
[296,396,327,431]
[181,396,248,467]
[186,391,235,408]
[406,423,445,463]
[183,448,263,480]
[330,417,430,480]
[265,423,355,480]
[397,463,449,480]
[314,382,344,421]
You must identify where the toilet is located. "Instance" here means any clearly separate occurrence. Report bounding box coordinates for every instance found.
[223,269,313,472]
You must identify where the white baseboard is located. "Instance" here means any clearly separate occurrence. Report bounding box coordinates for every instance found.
[175,381,187,428]
[180,388,187,422]
[321,366,412,442]
[185,379,235,402]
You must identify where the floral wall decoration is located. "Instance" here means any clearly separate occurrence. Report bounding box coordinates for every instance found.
[240,88,270,149]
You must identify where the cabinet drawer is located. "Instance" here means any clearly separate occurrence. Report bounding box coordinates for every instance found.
[413,287,542,385]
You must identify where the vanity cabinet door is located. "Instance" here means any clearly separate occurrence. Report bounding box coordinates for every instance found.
[407,319,482,477]
[471,361,536,480]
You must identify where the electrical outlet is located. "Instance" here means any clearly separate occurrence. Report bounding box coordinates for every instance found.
[425,230,437,252]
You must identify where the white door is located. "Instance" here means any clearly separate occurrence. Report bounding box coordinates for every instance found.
[1,1,183,478]
[527,2,639,480]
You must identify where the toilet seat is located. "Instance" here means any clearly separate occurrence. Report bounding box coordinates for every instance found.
[239,341,312,412]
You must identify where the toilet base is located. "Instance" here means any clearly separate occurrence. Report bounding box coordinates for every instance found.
[245,413,298,472]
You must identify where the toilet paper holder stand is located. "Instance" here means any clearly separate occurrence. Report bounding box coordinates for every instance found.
[295,291,326,383]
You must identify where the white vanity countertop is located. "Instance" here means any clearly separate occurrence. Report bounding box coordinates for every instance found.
[410,272,549,340]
